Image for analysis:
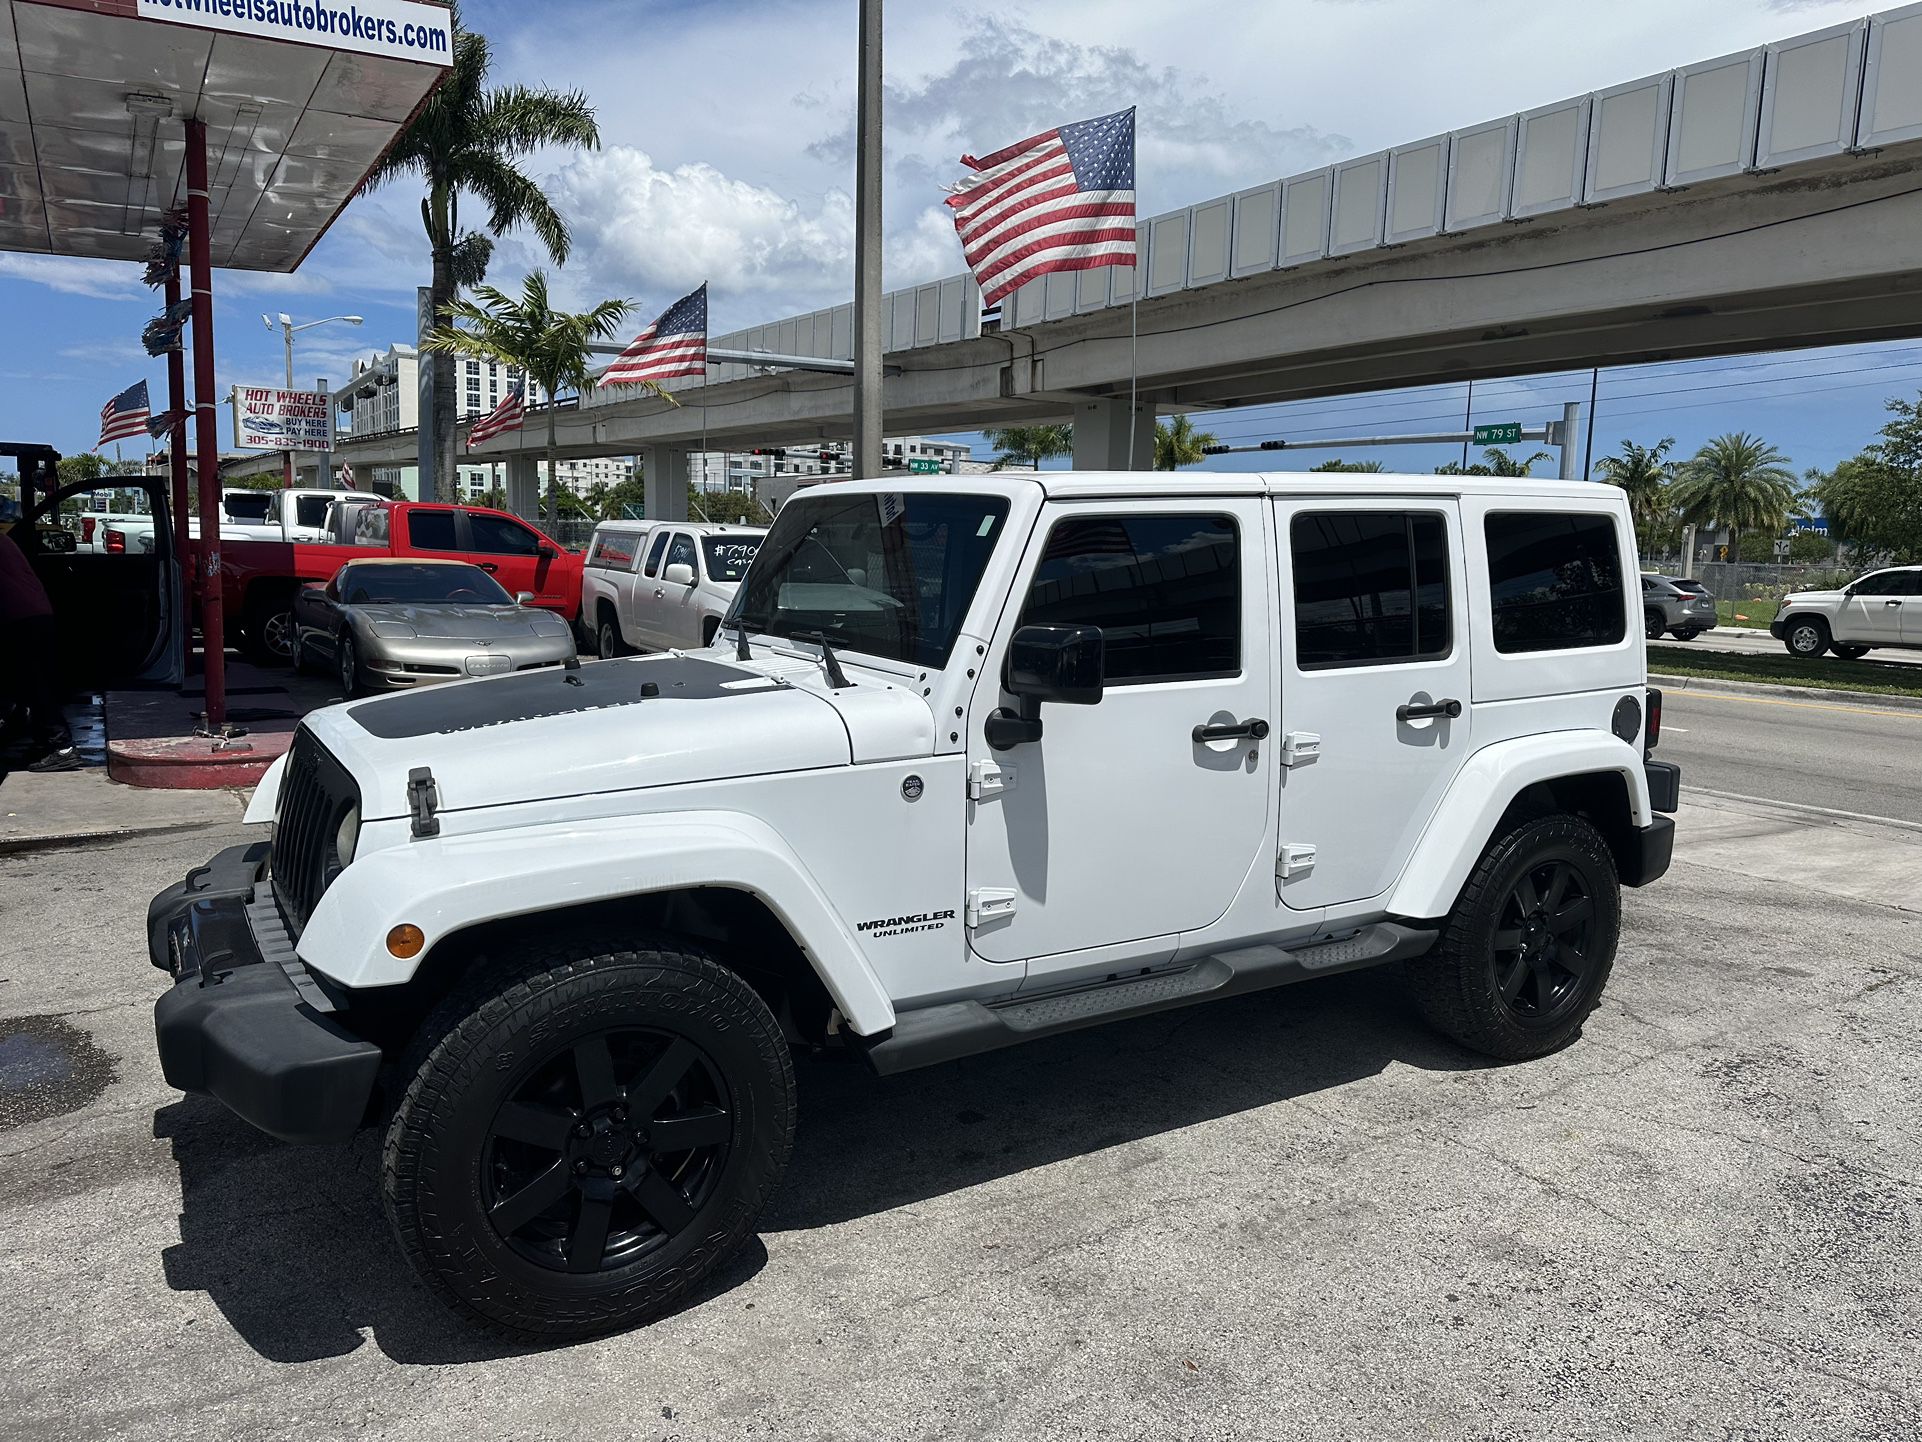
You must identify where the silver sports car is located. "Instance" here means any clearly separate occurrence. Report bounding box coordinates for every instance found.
[293,559,579,696]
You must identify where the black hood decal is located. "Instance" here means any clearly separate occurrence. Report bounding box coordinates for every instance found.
[347,655,778,740]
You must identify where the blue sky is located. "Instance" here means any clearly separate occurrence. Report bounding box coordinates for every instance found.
[2,0,1913,479]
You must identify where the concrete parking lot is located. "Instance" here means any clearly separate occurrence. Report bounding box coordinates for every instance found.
[2,789,1919,1441]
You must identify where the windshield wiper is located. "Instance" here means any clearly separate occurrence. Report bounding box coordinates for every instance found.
[800,631,853,689]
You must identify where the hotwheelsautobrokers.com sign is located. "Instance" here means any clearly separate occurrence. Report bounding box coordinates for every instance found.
[136,0,452,66]
[234,388,334,452]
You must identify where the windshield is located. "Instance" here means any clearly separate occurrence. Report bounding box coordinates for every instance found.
[703,534,763,584]
[727,491,1009,668]
[336,563,512,606]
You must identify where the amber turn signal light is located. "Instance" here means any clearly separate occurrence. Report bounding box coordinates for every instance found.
[386,924,426,959]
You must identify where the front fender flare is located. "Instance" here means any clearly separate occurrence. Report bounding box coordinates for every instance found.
[1386,731,1651,921]
[293,809,896,1035]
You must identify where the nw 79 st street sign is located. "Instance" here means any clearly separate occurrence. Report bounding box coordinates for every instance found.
[1472,422,1523,446]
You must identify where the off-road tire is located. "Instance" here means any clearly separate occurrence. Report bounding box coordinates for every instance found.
[1831,642,1870,660]
[1783,616,1829,658]
[1404,813,1620,1062]
[381,936,795,1341]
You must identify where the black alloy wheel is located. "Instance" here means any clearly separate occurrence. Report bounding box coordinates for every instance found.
[1489,859,1596,1028]
[1644,610,1666,640]
[481,1028,734,1275]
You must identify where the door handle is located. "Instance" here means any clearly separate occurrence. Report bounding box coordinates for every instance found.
[1397,698,1463,721]
[1886,599,1902,607]
[477,562,498,573]
[1192,717,1270,743]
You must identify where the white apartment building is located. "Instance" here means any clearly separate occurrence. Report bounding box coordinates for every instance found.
[336,344,629,502]
[690,436,972,491]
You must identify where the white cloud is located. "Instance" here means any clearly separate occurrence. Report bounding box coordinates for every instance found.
[0,255,144,301]
[542,148,855,323]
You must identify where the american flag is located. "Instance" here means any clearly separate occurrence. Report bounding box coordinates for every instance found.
[468,384,524,445]
[99,380,151,446]
[946,107,1136,307]
[603,283,707,385]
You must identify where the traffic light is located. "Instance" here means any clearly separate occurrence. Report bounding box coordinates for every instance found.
[749,447,786,459]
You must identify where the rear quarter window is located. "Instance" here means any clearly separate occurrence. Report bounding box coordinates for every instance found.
[1484,512,1626,653]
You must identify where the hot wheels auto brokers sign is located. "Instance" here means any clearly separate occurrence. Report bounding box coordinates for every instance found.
[234,387,334,451]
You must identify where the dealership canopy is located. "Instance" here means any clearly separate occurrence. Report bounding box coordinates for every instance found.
[0,0,452,270]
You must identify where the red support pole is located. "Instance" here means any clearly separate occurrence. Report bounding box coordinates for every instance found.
[186,118,226,732]
[165,267,193,679]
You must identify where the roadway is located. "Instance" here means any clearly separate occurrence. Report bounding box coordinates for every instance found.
[1661,686,1922,826]
[1651,629,1921,668]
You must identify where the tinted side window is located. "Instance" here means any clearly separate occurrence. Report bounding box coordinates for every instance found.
[295,496,331,528]
[1485,512,1626,653]
[644,531,671,578]
[1020,514,1239,683]
[466,512,542,555]
[665,533,698,573]
[408,510,457,550]
[1291,512,1451,668]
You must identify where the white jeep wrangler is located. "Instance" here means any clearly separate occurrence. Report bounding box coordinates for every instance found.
[149,472,1678,1340]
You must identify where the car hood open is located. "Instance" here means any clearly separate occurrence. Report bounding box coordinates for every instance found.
[300,651,936,819]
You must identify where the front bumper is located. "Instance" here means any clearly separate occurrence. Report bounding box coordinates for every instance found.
[1768,617,1790,639]
[149,843,381,1145]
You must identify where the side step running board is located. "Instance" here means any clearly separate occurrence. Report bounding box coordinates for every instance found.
[855,921,1437,1076]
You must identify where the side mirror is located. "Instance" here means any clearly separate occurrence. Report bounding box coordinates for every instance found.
[664,562,696,586]
[537,543,557,560]
[985,624,1104,750]
[514,590,535,607]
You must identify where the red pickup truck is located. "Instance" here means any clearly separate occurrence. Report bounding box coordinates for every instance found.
[207,500,584,663]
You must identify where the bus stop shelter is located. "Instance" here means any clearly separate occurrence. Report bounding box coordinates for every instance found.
[1,0,450,744]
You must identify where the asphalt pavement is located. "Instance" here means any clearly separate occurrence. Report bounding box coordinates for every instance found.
[3,774,1920,1440]
[1661,687,1922,824]
[1651,628,1921,667]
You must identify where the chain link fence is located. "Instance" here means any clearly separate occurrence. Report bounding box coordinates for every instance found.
[1639,558,1854,603]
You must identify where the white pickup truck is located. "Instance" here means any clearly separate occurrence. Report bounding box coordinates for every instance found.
[581,520,766,656]
[149,471,1677,1341]
[115,486,366,552]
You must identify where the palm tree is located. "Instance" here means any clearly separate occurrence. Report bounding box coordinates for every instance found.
[1154,414,1218,470]
[422,271,636,524]
[1309,458,1386,472]
[984,424,1073,470]
[1434,447,1552,477]
[361,20,600,502]
[1669,432,1798,563]
[1595,436,1677,543]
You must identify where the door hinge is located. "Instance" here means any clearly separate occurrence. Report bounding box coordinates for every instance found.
[968,760,1015,800]
[1279,731,1321,767]
[966,887,1018,926]
[1277,842,1317,879]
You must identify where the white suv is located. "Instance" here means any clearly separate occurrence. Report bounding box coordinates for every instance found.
[581,520,766,656]
[148,472,1676,1340]
[1771,566,1922,658]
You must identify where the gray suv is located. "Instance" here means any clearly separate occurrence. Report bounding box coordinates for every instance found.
[1642,574,1717,640]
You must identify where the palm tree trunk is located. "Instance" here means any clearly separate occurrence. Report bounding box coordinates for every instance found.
[546,398,559,529]
[429,191,458,505]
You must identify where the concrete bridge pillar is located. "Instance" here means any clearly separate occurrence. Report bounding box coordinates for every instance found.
[1070,396,1155,472]
[644,445,690,521]
[505,454,540,519]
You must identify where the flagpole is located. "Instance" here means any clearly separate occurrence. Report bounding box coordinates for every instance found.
[1126,287,1139,471]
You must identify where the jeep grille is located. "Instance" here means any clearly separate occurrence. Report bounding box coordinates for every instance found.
[271,727,360,937]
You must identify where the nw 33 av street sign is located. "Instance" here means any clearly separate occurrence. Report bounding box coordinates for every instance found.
[1472,422,1523,446]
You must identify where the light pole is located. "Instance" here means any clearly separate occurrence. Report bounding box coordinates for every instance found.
[263,312,361,487]
[851,0,883,478]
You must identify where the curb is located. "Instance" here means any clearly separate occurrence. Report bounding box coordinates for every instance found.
[0,817,231,857]
[1650,671,1922,711]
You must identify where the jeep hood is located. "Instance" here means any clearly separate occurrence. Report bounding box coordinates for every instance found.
[299,652,935,819]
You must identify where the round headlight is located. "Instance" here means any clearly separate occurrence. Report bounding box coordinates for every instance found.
[335,804,360,867]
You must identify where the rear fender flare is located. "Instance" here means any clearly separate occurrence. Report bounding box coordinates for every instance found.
[292,808,896,1034]
[1386,732,1651,921]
